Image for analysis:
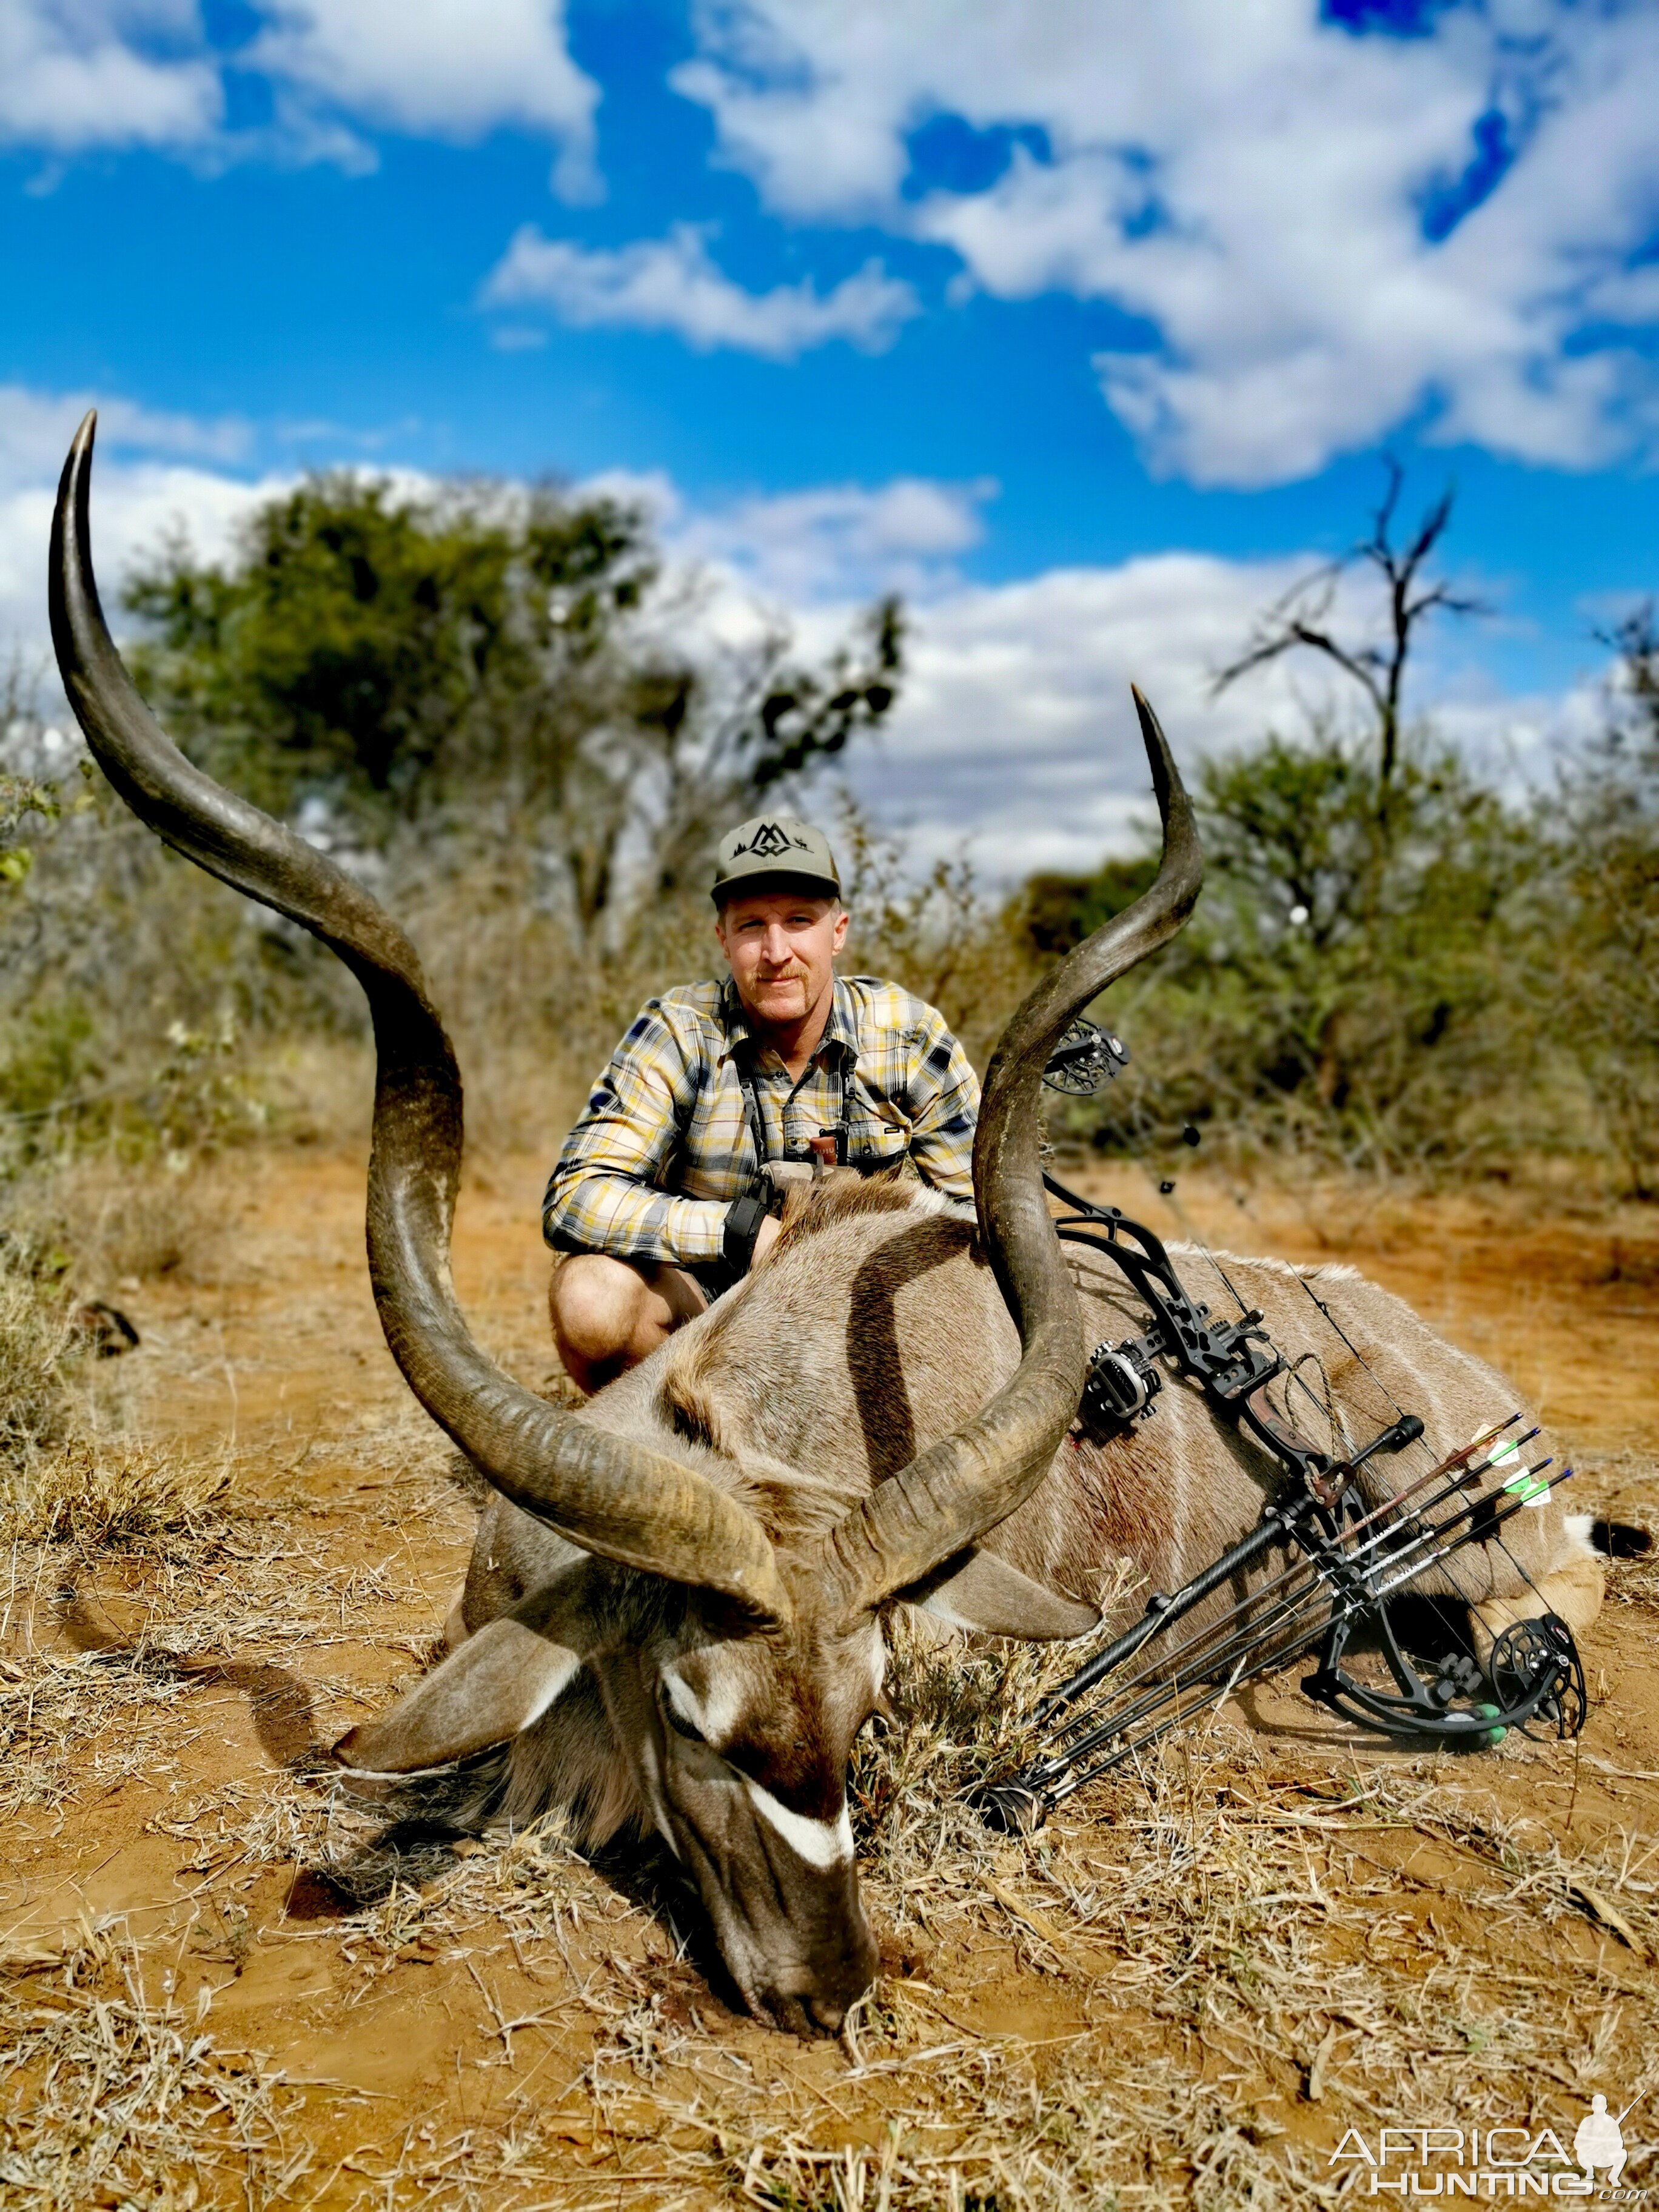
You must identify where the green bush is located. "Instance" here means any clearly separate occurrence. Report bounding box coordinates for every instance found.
[1542,609,1659,1197]
[1015,704,1655,1189]
[2,471,907,1167]
[125,472,903,934]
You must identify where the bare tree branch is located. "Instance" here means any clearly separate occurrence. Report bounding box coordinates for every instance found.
[1212,459,1487,799]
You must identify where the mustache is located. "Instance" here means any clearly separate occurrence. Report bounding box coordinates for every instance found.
[754,962,811,984]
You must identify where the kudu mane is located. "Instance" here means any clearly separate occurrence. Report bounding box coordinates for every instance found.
[771,1165,967,1247]
[641,1172,979,1523]
[473,1180,986,1844]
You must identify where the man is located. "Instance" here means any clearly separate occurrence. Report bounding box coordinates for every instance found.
[543,812,980,1393]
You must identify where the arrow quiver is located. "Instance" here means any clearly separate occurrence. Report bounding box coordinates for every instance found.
[977,1039,1588,1835]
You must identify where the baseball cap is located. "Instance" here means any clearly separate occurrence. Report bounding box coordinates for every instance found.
[710,814,840,905]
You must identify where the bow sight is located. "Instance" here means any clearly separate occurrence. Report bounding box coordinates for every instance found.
[979,1037,1589,1833]
[1041,1016,1132,1097]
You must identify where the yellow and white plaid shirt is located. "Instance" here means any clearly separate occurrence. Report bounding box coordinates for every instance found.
[543,974,979,1267]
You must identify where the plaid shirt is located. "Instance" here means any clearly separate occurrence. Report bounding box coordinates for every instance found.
[543,974,979,1267]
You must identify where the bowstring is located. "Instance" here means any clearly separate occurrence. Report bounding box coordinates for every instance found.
[1279,1269,1568,1649]
[1177,1139,1564,1677]
[1287,1261,1560,1617]
[1071,1085,1563,1713]
[1124,1090,1419,1450]
[1125,1090,1256,1323]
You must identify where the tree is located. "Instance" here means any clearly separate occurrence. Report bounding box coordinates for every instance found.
[1181,731,1518,1133]
[1024,473,1556,1176]
[1014,857,1160,957]
[0,659,73,894]
[1213,460,1483,799]
[124,474,903,941]
[1549,608,1659,1196]
[124,474,659,823]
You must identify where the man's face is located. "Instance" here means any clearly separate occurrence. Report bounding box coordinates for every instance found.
[716,890,849,1032]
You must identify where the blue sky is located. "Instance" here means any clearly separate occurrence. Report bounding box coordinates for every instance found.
[2,0,1657,871]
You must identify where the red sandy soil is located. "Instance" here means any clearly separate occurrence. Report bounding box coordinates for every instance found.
[2,1147,1655,2206]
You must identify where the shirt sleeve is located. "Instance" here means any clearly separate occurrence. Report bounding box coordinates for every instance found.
[542,1005,731,1265]
[900,1008,981,1200]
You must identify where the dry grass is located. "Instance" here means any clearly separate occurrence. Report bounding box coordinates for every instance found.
[0,1470,468,1828]
[1,1155,1654,2207]
[0,1233,75,1463]
[1,1162,229,1544]
[0,1919,309,2210]
[7,1537,1651,2210]
[3,1149,229,1290]
[2,1437,231,1549]
[267,1728,1656,2204]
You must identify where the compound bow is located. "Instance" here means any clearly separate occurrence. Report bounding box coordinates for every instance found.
[977,1032,1588,1834]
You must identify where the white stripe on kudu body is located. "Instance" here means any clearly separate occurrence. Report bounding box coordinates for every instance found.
[743,1782,854,1869]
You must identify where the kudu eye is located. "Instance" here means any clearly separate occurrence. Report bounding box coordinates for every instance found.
[660,1687,708,1745]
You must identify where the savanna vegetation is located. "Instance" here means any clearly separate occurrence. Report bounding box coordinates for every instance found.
[1022,483,1659,1196]
[2,471,1656,2206]
[3,464,1654,1225]
[1,460,1653,1544]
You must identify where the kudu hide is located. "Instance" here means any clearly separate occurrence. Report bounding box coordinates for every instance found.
[50,415,1598,2036]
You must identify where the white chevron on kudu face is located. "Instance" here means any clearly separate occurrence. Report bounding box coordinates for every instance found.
[743,1780,854,1869]
[518,1647,581,1731]
[661,1657,745,1748]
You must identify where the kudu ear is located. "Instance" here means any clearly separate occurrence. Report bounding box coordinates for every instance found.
[332,1571,598,1774]
[900,1549,1101,1641]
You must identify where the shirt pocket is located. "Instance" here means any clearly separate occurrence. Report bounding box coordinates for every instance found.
[848,1105,913,1167]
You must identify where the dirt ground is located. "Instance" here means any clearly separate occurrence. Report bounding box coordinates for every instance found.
[2,1145,1657,2208]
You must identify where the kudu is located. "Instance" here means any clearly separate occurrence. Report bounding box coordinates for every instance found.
[51,415,1600,2035]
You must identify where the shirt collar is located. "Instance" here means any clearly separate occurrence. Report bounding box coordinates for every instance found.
[820,975,859,1059]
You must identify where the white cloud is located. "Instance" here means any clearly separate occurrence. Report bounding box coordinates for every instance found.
[248,0,598,194]
[668,475,993,602]
[0,463,278,700]
[842,563,1610,880]
[0,387,1606,882]
[571,464,1601,879]
[488,325,549,354]
[674,0,1659,485]
[0,386,251,489]
[848,557,1321,876]
[0,0,598,188]
[0,1,221,152]
[595,458,1604,877]
[483,222,919,359]
[0,384,280,702]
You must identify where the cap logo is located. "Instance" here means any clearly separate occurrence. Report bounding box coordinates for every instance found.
[735,822,806,860]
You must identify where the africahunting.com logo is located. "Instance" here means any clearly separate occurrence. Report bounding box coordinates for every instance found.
[1330,2098,1645,2196]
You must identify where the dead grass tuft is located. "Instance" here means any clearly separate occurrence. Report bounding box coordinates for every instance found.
[854,1578,1139,1883]
[2,1437,232,1548]
[0,1233,76,1463]
[0,1920,306,2209]
[5,1150,227,1287]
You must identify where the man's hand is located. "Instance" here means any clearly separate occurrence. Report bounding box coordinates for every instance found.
[751,1213,782,1271]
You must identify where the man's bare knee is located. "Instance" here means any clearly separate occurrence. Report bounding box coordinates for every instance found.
[551,1253,706,1392]
[552,1255,649,1365]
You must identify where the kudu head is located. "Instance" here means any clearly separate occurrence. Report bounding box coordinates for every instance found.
[50,412,1201,2034]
